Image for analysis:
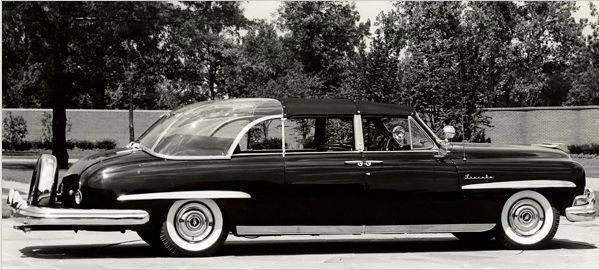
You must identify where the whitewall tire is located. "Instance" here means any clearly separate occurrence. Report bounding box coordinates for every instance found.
[497,190,559,249]
[159,199,228,256]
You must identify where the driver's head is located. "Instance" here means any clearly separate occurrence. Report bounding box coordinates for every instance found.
[392,126,405,144]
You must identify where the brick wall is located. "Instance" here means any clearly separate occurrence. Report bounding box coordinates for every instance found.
[3,106,598,147]
[2,109,168,147]
[484,106,599,145]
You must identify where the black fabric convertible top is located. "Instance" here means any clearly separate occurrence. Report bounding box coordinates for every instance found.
[280,98,414,116]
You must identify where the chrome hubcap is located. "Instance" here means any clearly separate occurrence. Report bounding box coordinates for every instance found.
[174,202,214,243]
[508,198,545,236]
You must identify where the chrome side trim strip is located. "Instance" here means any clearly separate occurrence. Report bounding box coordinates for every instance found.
[237,226,363,235]
[235,224,496,236]
[462,180,576,190]
[362,150,438,153]
[365,224,495,234]
[117,190,251,201]
[232,152,282,157]
[285,151,362,155]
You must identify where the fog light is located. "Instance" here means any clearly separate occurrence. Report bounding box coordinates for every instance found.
[74,190,83,205]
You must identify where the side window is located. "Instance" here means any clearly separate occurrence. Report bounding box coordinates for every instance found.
[362,116,434,151]
[285,117,354,152]
[409,118,435,150]
[237,119,282,153]
[362,117,411,151]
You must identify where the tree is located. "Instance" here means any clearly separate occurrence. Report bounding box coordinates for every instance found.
[277,2,369,95]
[565,2,599,105]
[360,2,492,140]
[1,2,89,168]
[503,2,585,107]
[221,20,322,99]
[2,2,175,162]
[161,2,246,103]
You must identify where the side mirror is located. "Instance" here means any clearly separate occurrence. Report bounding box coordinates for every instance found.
[443,125,456,141]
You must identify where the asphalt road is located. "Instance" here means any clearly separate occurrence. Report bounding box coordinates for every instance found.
[2,217,598,269]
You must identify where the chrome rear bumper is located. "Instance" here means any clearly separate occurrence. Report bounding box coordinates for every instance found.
[7,189,149,231]
[565,188,598,222]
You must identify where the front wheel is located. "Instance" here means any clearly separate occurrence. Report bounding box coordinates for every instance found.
[159,199,228,256]
[496,190,559,249]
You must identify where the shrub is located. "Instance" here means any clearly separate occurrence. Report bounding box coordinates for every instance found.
[2,113,28,149]
[2,138,116,151]
[568,143,599,155]
[30,140,53,150]
[2,140,31,151]
[95,139,117,150]
[73,140,94,149]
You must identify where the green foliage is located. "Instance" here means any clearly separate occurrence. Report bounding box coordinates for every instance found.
[568,143,599,155]
[2,113,28,146]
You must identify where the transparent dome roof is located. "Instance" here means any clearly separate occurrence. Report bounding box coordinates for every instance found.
[138,98,282,157]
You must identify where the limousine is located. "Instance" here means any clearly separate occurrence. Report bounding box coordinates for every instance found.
[7,98,597,256]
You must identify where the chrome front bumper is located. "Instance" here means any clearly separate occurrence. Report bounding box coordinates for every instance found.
[565,188,598,222]
[6,189,149,231]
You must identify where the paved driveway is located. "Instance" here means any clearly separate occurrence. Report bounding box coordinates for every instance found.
[2,218,598,269]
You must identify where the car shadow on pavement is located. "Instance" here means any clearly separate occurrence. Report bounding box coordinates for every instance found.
[18,237,596,259]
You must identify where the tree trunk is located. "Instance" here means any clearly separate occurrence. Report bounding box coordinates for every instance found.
[48,29,70,169]
[49,68,69,169]
[93,77,106,109]
[128,90,135,142]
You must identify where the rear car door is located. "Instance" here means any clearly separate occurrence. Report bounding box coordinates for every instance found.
[283,116,366,226]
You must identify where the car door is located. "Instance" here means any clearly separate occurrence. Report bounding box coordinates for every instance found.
[283,116,366,226]
[361,115,460,226]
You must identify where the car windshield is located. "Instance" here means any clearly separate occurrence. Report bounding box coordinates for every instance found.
[138,98,283,157]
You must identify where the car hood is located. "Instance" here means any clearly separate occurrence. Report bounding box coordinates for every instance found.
[447,143,570,160]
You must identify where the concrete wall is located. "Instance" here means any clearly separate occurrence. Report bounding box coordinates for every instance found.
[3,106,598,147]
[2,109,168,147]
[484,106,599,145]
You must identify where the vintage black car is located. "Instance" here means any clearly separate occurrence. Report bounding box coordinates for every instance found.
[7,98,598,256]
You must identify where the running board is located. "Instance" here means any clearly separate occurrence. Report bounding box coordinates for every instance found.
[236,224,496,236]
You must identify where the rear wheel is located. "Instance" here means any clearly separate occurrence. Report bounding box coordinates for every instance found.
[159,199,228,256]
[496,190,559,249]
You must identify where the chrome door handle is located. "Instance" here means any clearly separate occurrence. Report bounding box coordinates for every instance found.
[344,160,364,167]
[364,160,383,166]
